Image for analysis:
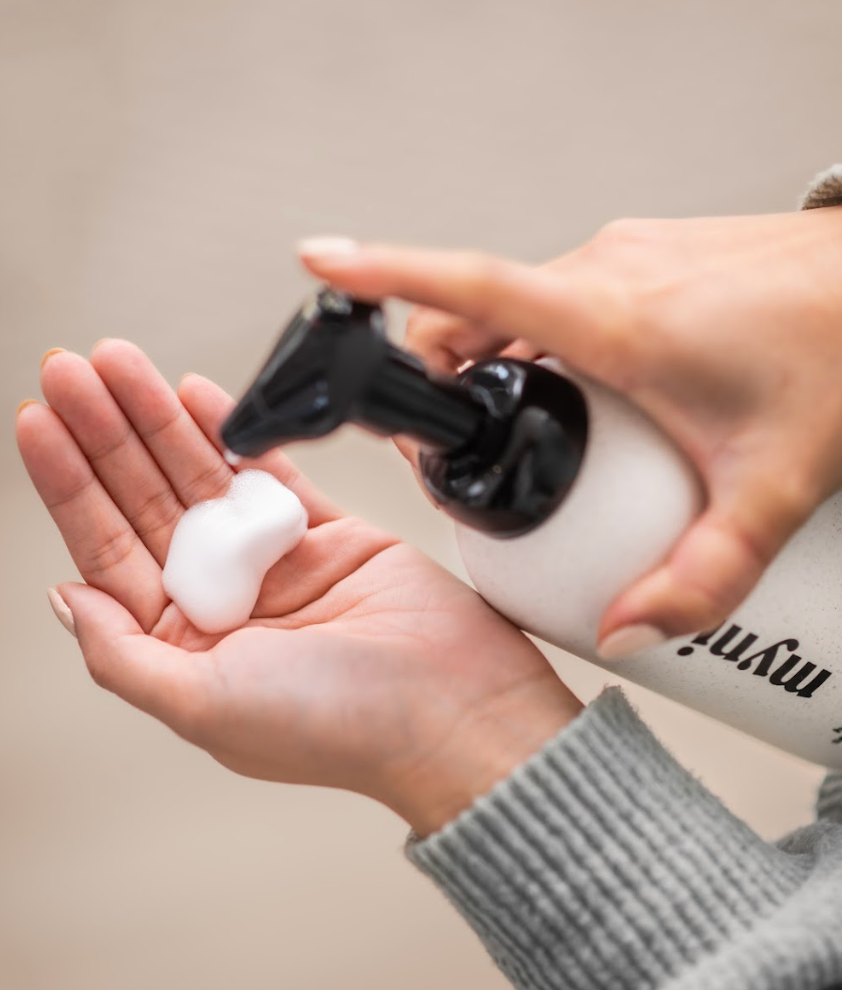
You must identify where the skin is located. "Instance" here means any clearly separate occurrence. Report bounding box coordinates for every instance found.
[299,207,842,647]
[16,342,582,836]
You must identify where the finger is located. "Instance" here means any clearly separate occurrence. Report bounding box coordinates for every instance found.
[405,307,546,377]
[59,582,219,746]
[91,340,233,508]
[298,239,627,375]
[17,404,167,630]
[400,309,543,503]
[404,306,509,374]
[596,473,810,658]
[176,373,342,526]
[40,350,182,565]
[500,339,547,362]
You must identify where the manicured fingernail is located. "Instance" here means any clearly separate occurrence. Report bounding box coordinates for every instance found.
[16,398,38,416]
[47,587,77,638]
[92,338,112,350]
[41,347,65,368]
[597,623,665,661]
[297,236,360,261]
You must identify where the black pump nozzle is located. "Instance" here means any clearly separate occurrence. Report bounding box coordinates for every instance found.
[222,288,589,538]
[222,289,484,459]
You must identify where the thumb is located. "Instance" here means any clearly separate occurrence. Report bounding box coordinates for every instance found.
[596,475,808,659]
[56,582,217,742]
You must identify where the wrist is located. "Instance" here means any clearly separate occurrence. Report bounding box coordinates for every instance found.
[383,675,583,836]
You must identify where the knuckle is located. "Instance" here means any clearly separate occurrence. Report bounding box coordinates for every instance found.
[769,473,817,530]
[687,588,740,633]
[404,306,458,350]
[656,586,736,641]
[179,461,233,507]
[87,429,131,463]
[47,476,93,512]
[83,529,136,577]
[138,406,180,443]
[728,466,820,572]
[125,487,182,539]
[666,568,741,636]
[659,530,758,636]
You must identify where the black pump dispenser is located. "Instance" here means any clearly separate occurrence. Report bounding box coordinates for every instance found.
[222,289,589,537]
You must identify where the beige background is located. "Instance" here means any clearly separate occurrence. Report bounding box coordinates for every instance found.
[1,1,840,987]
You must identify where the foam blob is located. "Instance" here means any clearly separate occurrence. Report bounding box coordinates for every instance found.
[162,469,307,634]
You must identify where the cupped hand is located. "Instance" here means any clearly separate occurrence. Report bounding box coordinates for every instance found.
[298,209,842,651]
[16,342,581,834]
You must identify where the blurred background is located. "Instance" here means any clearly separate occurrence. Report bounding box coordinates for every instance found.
[1,1,840,987]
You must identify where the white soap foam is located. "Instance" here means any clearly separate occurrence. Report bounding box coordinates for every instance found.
[162,469,307,634]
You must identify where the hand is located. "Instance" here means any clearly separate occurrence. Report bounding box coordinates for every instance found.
[298,209,842,650]
[16,343,582,834]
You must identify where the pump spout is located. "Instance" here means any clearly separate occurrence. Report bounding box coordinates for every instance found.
[221,288,485,459]
[223,287,588,538]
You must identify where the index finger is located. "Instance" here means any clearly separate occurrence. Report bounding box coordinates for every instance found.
[297,239,627,376]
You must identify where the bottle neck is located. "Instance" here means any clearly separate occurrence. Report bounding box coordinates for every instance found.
[419,359,589,538]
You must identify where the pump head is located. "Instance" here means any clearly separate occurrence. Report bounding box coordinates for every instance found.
[222,288,589,537]
[221,288,483,458]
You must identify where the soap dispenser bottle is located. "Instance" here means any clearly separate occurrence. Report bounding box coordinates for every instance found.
[222,289,842,768]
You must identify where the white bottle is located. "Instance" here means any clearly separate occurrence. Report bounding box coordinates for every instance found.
[456,365,842,768]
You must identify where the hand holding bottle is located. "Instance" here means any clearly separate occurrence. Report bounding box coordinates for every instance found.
[299,208,842,655]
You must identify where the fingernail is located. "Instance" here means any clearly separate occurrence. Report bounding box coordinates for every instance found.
[597,623,665,661]
[91,338,112,350]
[47,587,77,638]
[16,398,38,416]
[41,347,65,369]
[297,236,360,261]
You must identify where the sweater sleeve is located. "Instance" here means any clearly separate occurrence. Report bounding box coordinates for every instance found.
[801,164,842,209]
[406,688,842,989]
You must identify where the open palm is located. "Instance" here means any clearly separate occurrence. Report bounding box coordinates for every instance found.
[16,341,578,831]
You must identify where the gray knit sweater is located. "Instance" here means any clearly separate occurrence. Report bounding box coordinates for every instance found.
[407,168,842,990]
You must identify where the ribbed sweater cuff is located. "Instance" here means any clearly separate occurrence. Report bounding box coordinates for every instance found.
[406,688,808,990]
[800,164,842,209]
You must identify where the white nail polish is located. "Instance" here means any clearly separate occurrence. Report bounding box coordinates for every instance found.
[596,624,667,661]
[297,236,359,260]
[162,470,307,634]
[47,587,76,638]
